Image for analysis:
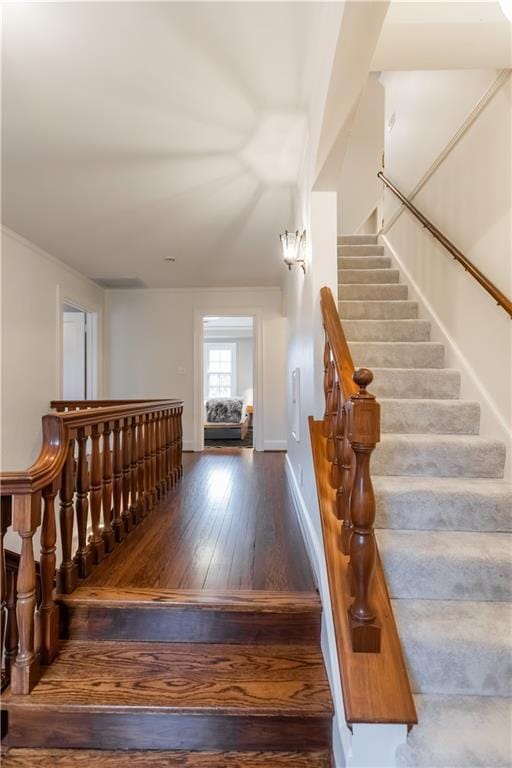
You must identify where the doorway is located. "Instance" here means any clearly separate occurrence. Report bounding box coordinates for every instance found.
[202,316,254,450]
[194,310,262,452]
[62,302,98,400]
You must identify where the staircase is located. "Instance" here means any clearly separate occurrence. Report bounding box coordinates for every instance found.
[2,588,333,765]
[338,234,512,767]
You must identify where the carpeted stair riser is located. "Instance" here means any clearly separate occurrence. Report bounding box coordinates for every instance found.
[338,255,391,270]
[373,434,505,478]
[344,319,431,342]
[377,530,512,601]
[370,368,461,399]
[379,399,480,434]
[339,300,419,320]
[337,234,378,245]
[374,476,512,532]
[339,283,409,301]
[338,245,384,257]
[351,342,444,369]
[392,600,512,698]
[396,694,512,767]
[340,268,400,284]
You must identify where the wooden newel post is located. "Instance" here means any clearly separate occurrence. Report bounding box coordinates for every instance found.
[346,368,381,653]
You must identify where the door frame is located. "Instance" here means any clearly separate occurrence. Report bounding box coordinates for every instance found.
[193,308,263,452]
[56,286,102,400]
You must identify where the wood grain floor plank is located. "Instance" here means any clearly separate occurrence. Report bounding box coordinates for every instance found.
[84,452,315,592]
[1,748,333,767]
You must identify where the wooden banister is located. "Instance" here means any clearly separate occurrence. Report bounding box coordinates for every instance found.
[312,287,416,727]
[378,171,512,319]
[0,398,183,694]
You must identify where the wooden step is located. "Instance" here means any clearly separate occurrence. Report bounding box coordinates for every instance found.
[2,640,333,751]
[57,587,321,644]
[1,748,333,767]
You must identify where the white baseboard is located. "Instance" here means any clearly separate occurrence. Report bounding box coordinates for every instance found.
[263,440,287,451]
[382,234,512,479]
[183,440,195,452]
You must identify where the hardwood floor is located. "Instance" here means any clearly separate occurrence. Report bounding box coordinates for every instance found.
[84,450,314,592]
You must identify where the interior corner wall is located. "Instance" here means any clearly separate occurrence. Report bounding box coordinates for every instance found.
[337,75,384,234]
[0,228,105,471]
[382,70,512,462]
[103,288,286,450]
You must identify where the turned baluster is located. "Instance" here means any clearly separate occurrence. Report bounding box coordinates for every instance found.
[329,379,340,492]
[75,428,93,578]
[333,387,346,522]
[322,335,332,438]
[40,482,59,664]
[347,368,381,653]
[137,416,146,517]
[150,413,158,504]
[57,439,78,593]
[4,564,18,688]
[325,362,336,462]
[340,404,354,555]
[144,414,153,511]
[112,420,124,542]
[165,409,172,490]
[160,411,167,495]
[155,411,162,499]
[130,416,140,524]
[177,407,183,478]
[102,422,115,552]
[89,424,106,564]
[1,497,11,689]
[11,492,41,694]
[169,409,176,485]
[121,420,133,533]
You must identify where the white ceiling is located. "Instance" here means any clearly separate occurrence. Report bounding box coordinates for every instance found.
[2,2,325,288]
[372,2,512,70]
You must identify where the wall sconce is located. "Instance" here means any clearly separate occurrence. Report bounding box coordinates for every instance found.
[280,229,306,273]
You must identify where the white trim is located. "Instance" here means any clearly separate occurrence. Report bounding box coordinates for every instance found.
[263,440,287,451]
[381,69,511,236]
[2,226,102,291]
[105,286,282,295]
[382,235,512,472]
[56,285,103,400]
[194,309,263,452]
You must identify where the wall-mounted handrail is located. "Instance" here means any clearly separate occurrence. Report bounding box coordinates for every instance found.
[378,171,512,319]
[0,398,183,695]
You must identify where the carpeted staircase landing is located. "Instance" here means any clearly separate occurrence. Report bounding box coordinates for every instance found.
[338,234,512,768]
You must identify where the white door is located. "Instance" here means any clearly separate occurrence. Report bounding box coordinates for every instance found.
[63,312,86,399]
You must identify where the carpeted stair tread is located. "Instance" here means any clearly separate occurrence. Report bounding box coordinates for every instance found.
[338,244,384,257]
[343,319,431,341]
[337,234,378,245]
[351,341,444,369]
[339,283,409,300]
[391,599,512,697]
[379,398,480,434]
[374,476,512,532]
[377,530,512,601]
[373,433,506,478]
[396,694,512,767]
[370,368,461,399]
[338,255,391,270]
[339,267,400,284]
[339,300,418,320]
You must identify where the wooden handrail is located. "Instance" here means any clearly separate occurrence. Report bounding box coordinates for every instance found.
[0,398,183,695]
[378,171,512,319]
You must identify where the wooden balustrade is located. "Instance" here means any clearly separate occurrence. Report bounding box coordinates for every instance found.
[0,399,183,694]
[320,287,381,653]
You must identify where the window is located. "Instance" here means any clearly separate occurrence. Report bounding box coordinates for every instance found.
[205,344,236,399]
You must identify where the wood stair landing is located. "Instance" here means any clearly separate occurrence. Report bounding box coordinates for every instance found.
[2,588,333,757]
[1,748,333,767]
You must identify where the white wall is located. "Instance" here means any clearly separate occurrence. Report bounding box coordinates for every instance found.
[381,70,512,464]
[1,228,104,471]
[103,288,286,450]
[337,75,384,233]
